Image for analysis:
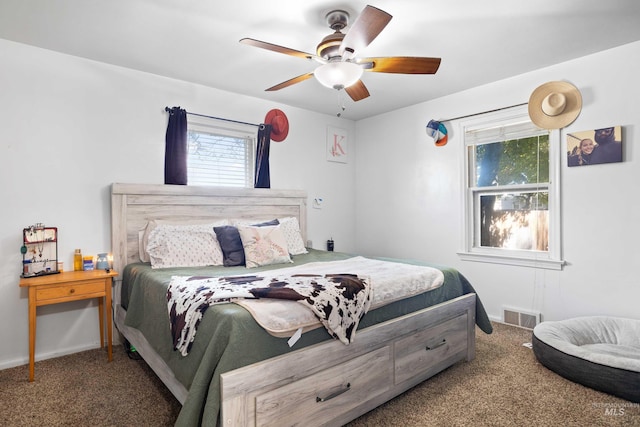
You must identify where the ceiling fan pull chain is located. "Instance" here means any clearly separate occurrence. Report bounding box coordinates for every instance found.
[336,90,346,117]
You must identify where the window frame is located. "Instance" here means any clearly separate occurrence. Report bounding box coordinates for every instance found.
[457,105,564,270]
[186,118,256,188]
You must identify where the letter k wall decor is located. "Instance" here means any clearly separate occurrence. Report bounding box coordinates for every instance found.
[327,126,348,163]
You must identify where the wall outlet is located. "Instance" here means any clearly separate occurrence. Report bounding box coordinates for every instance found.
[313,197,324,209]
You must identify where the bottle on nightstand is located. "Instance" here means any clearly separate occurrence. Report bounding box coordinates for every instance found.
[73,249,83,271]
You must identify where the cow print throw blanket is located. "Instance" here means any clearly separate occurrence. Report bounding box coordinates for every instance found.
[167,273,371,356]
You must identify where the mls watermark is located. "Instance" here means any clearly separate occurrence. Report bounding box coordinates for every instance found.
[592,402,639,416]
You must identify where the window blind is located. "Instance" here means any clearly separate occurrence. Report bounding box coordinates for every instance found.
[187,130,253,187]
[465,120,548,145]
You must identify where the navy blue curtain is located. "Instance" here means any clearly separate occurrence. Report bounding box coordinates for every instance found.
[254,124,271,188]
[165,107,188,185]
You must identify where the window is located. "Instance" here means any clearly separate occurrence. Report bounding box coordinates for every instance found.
[187,119,255,187]
[459,106,563,270]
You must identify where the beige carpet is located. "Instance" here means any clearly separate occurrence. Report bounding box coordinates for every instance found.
[1,322,638,426]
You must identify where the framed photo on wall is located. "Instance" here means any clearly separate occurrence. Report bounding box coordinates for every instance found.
[567,126,622,167]
[327,126,348,163]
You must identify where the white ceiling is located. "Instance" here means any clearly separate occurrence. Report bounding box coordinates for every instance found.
[2,0,640,120]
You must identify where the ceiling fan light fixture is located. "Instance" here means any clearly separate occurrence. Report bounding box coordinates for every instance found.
[314,61,363,90]
[241,5,439,103]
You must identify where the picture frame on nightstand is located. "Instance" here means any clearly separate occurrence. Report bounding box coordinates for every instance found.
[21,225,59,278]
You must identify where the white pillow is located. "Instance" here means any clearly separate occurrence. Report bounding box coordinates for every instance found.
[138,219,228,262]
[146,222,226,268]
[237,224,292,268]
[278,217,308,255]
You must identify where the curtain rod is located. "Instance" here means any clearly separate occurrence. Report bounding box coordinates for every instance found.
[440,102,528,123]
[164,106,261,128]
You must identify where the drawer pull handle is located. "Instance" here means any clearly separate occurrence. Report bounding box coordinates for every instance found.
[69,288,75,294]
[316,383,351,402]
[426,339,446,351]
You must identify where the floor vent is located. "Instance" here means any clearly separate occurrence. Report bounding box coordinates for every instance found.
[503,307,541,330]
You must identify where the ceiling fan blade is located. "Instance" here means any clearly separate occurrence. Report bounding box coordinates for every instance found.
[358,56,442,74]
[240,38,322,62]
[265,73,315,91]
[339,5,392,59]
[344,80,370,102]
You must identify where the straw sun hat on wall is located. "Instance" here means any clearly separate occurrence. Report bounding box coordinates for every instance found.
[528,81,582,130]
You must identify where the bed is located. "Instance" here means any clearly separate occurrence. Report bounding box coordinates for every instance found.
[110,183,492,426]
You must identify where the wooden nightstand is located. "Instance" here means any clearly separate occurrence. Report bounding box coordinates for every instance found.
[19,269,118,382]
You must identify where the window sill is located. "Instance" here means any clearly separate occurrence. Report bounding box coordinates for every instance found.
[457,251,565,270]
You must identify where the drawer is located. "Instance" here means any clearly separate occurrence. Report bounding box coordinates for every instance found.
[394,314,468,385]
[255,346,392,427]
[35,279,106,303]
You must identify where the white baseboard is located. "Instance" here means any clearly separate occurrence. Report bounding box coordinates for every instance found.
[488,314,502,323]
[0,338,123,371]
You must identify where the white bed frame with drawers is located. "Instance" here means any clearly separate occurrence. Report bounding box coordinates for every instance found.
[110,183,476,426]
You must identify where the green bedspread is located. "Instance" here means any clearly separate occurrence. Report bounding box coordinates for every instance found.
[121,249,492,426]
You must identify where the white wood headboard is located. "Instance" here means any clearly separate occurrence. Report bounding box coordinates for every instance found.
[110,183,307,275]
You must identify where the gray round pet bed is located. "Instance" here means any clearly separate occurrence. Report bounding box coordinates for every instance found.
[532,316,640,403]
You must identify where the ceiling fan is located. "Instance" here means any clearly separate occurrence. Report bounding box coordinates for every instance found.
[240,5,441,102]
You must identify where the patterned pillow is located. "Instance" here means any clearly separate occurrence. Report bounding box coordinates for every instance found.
[214,220,280,267]
[147,223,225,268]
[278,217,308,255]
[138,219,228,262]
[237,225,292,268]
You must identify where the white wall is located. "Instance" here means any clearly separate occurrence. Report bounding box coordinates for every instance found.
[0,39,356,369]
[355,40,640,324]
